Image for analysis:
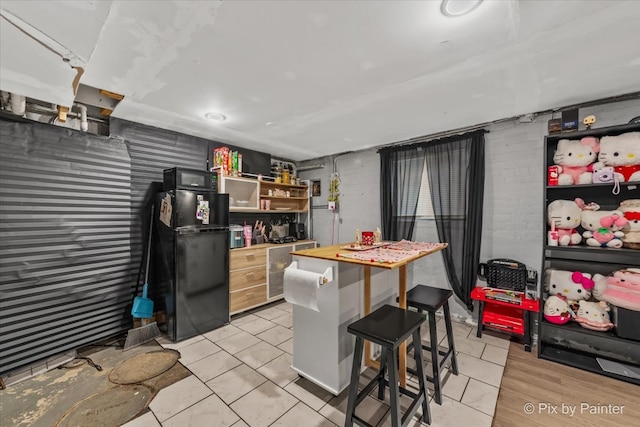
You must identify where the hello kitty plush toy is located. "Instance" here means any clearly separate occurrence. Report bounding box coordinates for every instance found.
[575,300,613,331]
[594,132,640,182]
[547,198,585,246]
[619,199,640,250]
[545,269,593,311]
[553,137,600,185]
[581,210,627,248]
[544,295,572,324]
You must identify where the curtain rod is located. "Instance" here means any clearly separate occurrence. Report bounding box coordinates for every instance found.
[376,126,489,152]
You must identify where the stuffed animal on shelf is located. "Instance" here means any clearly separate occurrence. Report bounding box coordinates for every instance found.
[581,210,627,248]
[545,269,593,312]
[547,198,585,246]
[552,137,600,185]
[544,294,573,324]
[594,269,640,312]
[594,132,640,182]
[619,199,640,250]
[575,300,614,331]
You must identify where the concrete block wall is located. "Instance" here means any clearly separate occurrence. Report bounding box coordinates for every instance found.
[299,98,640,320]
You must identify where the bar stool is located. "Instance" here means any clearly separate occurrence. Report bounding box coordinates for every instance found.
[402,285,459,405]
[345,304,431,427]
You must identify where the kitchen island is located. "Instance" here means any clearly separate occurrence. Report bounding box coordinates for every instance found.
[286,241,447,395]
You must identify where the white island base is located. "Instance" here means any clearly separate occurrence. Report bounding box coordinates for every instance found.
[288,254,410,395]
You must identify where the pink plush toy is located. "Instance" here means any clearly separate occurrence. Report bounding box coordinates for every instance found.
[581,210,627,248]
[596,269,640,312]
[547,198,586,246]
[553,137,600,185]
[544,294,573,324]
[575,300,614,331]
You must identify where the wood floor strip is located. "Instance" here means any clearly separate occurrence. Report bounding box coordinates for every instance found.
[493,343,640,427]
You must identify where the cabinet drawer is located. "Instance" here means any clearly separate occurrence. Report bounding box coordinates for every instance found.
[230,248,267,270]
[230,265,267,291]
[230,285,267,312]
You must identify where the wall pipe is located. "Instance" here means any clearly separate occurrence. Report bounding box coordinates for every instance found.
[10,93,26,116]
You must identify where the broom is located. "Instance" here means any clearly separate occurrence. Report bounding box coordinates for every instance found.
[124,205,161,350]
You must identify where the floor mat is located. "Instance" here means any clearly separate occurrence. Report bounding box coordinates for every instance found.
[0,341,190,427]
[109,350,180,385]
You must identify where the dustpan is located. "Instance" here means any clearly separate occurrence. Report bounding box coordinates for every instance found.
[131,283,153,319]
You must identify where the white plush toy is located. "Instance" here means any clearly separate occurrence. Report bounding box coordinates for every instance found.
[543,295,572,325]
[581,209,627,248]
[545,269,593,307]
[575,300,613,331]
[547,198,584,246]
[619,199,640,250]
[553,137,599,185]
[594,132,640,182]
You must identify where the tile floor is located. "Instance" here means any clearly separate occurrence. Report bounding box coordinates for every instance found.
[123,302,509,427]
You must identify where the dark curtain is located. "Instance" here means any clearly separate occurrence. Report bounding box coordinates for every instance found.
[425,130,486,310]
[379,146,424,240]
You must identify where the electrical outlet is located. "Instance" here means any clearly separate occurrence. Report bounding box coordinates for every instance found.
[328,201,336,211]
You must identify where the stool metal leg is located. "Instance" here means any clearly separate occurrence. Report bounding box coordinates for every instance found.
[443,301,459,375]
[412,328,431,426]
[377,347,387,400]
[387,347,401,427]
[345,336,364,427]
[427,312,442,405]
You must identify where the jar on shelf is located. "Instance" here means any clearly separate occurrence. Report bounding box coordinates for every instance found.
[282,169,290,184]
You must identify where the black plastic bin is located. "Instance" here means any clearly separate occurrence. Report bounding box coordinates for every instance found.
[612,305,640,342]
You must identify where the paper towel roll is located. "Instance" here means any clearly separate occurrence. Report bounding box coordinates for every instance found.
[284,268,322,311]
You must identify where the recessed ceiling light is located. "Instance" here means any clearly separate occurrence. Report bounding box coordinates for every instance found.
[441,0,483,17]
[205,112,226,121]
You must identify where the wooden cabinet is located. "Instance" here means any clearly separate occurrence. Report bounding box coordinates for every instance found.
[229,241,317,314]
[217,174,309,213]
[229,246,267,314]
[539,122,640,385]
[218,175,260,212]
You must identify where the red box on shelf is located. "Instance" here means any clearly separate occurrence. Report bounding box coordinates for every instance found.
[548,165,559,186]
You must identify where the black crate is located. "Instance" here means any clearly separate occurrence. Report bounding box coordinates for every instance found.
[478,259,537,292]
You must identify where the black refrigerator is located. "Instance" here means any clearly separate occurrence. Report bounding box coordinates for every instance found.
[152,188,230,342]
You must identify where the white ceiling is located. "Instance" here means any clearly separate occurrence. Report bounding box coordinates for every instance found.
[1,0,639,161]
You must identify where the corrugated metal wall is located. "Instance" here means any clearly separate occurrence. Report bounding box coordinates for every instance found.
[109,119,208,288]
[0,121,132,374]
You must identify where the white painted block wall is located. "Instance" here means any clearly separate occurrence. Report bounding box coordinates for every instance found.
[299,98,640,320]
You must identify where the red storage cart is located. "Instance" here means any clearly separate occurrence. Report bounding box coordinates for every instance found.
[471,287,540,352]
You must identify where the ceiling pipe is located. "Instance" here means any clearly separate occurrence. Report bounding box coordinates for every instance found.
[10,93,26,116]
[74,103,88,132]
[297,164,325,172]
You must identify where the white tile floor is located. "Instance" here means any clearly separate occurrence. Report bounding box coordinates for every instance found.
[123,302,509,427]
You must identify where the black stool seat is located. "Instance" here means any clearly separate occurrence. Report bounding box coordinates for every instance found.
[345,305,431,427]
[405,286,453,311]
[347,304,425,348]
[400,285,458,406]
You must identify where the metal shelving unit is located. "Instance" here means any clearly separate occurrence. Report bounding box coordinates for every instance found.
[539,122,640,385]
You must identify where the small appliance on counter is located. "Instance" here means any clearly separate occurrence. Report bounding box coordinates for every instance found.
[229,225,244,248]
[289,222,306,241]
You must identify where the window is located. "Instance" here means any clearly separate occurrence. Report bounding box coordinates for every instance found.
[416,159,436,218]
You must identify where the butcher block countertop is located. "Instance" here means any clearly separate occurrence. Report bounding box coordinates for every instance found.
[290,242,447,269]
